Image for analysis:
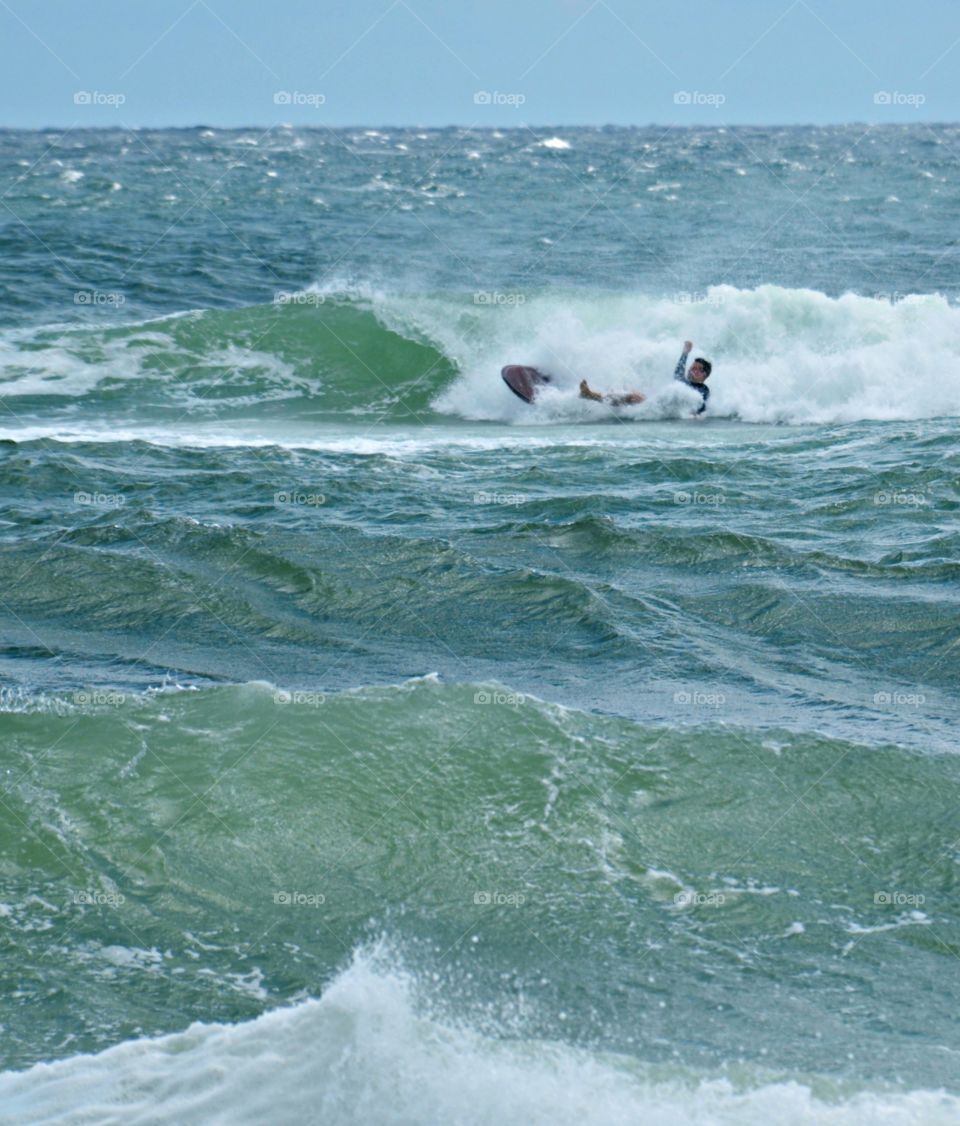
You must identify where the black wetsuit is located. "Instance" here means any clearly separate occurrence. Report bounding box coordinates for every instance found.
[674,352,709,414]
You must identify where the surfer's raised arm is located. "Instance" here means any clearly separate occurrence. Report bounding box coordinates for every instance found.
[674,340,693,381]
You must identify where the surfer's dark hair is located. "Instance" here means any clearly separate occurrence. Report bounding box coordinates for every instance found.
[694,357,712,377]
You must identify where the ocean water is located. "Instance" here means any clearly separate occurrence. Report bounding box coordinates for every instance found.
[1,125,959,1125]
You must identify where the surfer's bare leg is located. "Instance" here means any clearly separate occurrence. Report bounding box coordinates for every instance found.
[581,379,645,406]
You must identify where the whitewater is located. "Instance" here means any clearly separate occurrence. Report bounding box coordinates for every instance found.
[4,950,960,1126]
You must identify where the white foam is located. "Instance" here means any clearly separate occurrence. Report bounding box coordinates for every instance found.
[0,326,300,405]
[1,948,956,1126]
[372,285,960,425]
[0,422,752,454]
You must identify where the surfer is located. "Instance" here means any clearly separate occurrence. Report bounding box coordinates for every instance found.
[579,340,712,414]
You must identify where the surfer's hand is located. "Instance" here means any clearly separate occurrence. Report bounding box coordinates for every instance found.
[683,340,693,354]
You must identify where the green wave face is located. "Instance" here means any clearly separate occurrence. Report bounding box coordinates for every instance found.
[0,297,457,422]
[3,680,959,1085]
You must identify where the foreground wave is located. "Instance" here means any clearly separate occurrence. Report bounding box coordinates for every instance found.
[3,945,957,1126]
[2,681,959,1093]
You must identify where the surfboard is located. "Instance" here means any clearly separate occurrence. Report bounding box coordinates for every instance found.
[501,365,551,404]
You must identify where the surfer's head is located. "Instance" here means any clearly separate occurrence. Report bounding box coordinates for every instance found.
[688,358,712,384]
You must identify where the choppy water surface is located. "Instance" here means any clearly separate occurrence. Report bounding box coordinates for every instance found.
[1,125,959,1125]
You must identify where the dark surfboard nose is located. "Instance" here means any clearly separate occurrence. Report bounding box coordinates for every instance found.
[501,365,551,404]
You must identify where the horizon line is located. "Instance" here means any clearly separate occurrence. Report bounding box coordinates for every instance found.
[1,120,956,132]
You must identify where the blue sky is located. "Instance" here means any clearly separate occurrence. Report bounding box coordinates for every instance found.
[1,0,957,127]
